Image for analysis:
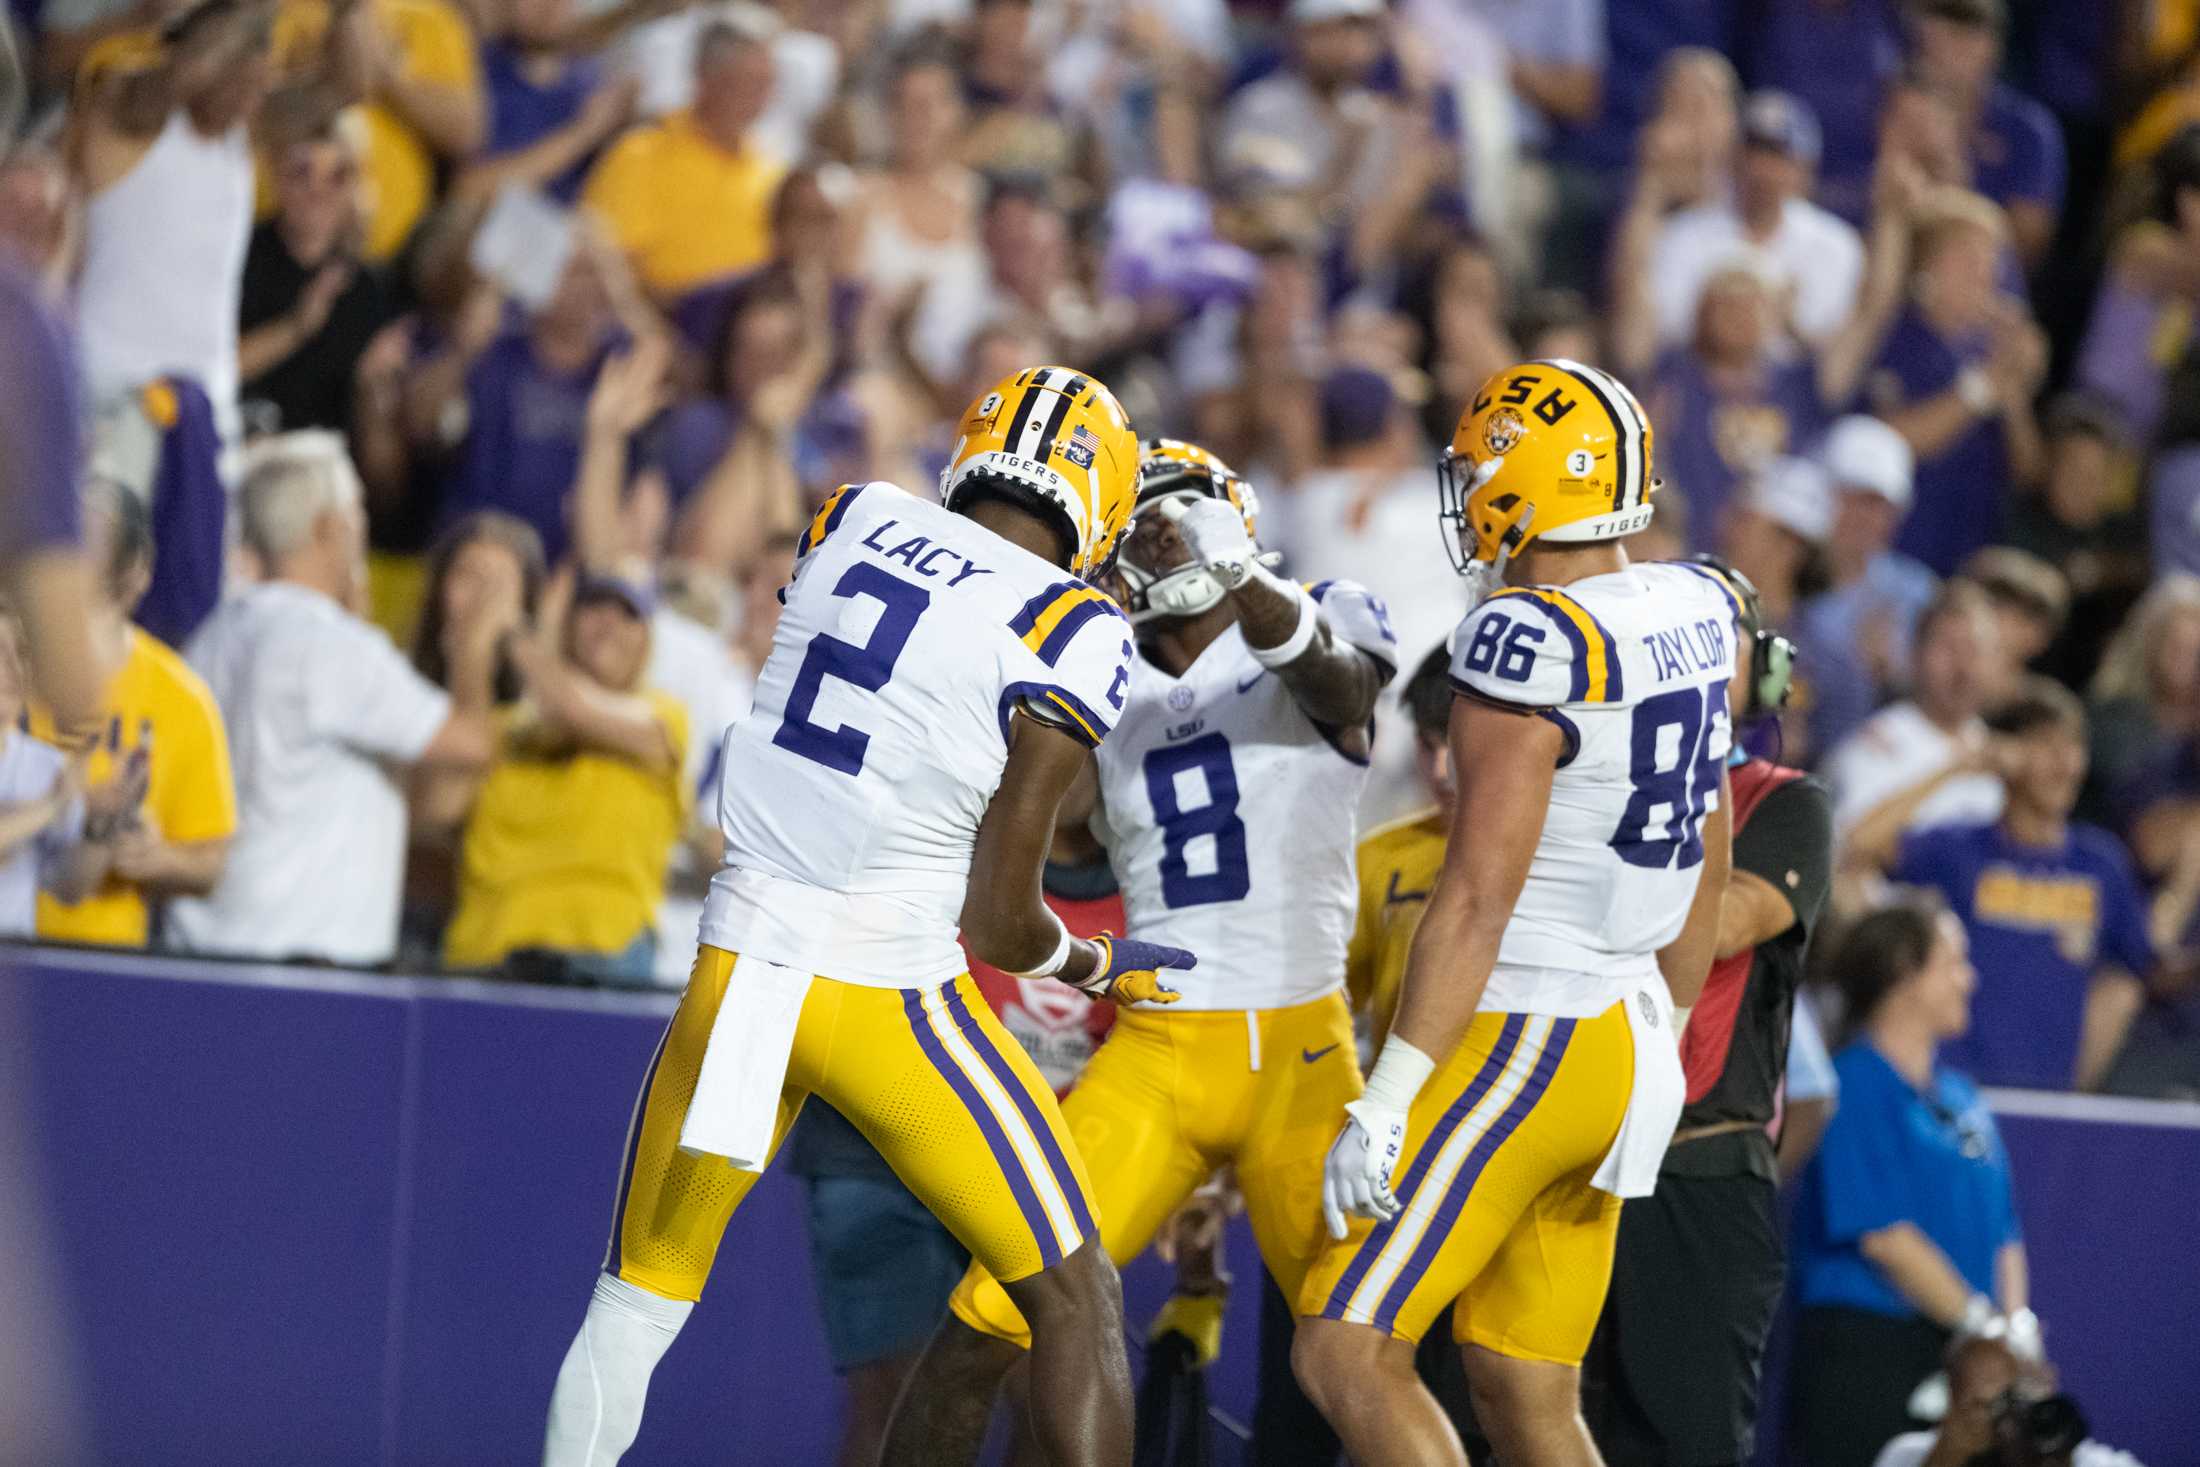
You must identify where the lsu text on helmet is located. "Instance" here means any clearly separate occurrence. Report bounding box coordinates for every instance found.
[1439,358,1658,602]
[941,366,1140,580]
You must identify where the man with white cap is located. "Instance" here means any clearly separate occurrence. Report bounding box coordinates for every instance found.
[1795,415,1940,757]
[1723,454,1833,629]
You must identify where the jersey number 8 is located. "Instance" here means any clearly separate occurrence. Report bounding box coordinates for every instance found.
[1610,681,1729,870]
[1142,733,1250,908]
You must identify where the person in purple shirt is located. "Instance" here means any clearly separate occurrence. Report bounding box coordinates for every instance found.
[433,247,631,562]
[1891,680,2154,1092]
[469,0,636,203]
[1744,0,1904,223]
[1636,263,1826,552]
[1865,190,2045,576]
[1906,0,2065,269]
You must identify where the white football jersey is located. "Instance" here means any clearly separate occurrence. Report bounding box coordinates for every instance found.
[1096,580,1399,1011]
[701,482,1135,989]
[1449,561,1741,1017]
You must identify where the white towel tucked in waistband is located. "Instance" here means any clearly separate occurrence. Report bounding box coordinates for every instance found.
[678,954,811,1172]
[1591,983,1687,1198]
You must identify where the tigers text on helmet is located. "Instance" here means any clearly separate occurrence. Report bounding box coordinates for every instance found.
[941,366,1140,580]
[1439,359,1658,604]
[1117,437,1274,625]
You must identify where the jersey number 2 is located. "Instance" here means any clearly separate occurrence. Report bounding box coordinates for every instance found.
[1143,732,1250,908]
[1610,681,1728,870]
[773,563,930,776]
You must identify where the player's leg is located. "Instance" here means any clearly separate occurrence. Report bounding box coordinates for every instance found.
[544,947,807,1467]
[1452,1171,1624,1467]
[895,1009,1210,1463]
[817,977,1131,1467]
[1293,1008,1629,1466]
[1237,992,1363,1314]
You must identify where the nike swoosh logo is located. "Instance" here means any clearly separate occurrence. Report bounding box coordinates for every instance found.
[1236,670,1266,693]
[1302,1044,1339,1064]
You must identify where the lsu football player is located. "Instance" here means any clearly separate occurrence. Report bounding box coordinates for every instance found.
[543,367,1198,1467]
[1293,360,1740,1467]
[885,439,1398,1462]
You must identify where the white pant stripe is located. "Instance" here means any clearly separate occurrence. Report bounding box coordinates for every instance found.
[921,988,1081,1255]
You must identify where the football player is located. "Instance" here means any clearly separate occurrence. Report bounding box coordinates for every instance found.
[887,438,1398,1463]
[542,367,1196,1467]
[1293,360,1740,1467]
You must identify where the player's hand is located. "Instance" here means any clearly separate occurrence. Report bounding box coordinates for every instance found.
[1322,1099,1408,1240]
[1070,932,1193,1007]
[1158,496,1259,590]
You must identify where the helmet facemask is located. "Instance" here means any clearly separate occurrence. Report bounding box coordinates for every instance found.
[1117,486,1276,627]
[1438,450,1533,607]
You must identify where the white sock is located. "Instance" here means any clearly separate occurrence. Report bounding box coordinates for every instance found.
[543,1272,694,1467]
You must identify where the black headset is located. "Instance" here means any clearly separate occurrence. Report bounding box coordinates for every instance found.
[1688,554,1797,721]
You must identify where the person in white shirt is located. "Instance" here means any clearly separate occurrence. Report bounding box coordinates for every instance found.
[1874,1333,2144,1467]
[168,433,497,966]
[1646,90,1866,351]
[1825,580,2012,881]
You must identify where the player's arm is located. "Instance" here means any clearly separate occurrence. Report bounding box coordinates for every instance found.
[1161,498,1388,727]
[1660,768,1731,1013]
[964,715,1193,1006]
[1321,695,1559,1236]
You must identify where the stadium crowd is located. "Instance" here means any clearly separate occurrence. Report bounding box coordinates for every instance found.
[0,0,2194,1461]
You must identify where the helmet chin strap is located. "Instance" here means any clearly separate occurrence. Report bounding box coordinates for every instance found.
[1462,502,1535,607]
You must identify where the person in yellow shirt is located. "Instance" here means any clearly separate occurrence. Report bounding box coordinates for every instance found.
[581,16,785,301]
[273,0,486,261]
[442,569,687,983]
[1347,644,1455,1048]
[33,481,236,949]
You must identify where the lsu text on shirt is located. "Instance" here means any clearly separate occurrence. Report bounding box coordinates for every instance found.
[1448,560,1740,1016]
[1094,579,1397,1011]
[703,482,1134,988]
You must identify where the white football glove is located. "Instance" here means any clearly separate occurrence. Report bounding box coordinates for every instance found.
[1159,495,1260,590]
[1321,1097,1408,1240]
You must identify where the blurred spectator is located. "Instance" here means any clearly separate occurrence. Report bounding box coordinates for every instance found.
[0,144,74,294]
[1904,0,2065,267]
[1825,580,2008,851]
[1634,46,1740,214]
[1883,679,2153,1091]
[2073,127,2200,456]
[1744,0,1904,223]
[615,0,837,162]
[29,481,233,949]
[1182,242,1325,484]
[1627,262,1825,548]
[72,0,365,442]
[464,0,636,202]
[958,0,1076,180]
[1270,366,1460,820]
[420,234,656,562]
[1864,190,2045,576]
[0,257,101,729]
[0,608,137,937]
[271,0,487,261]
[1959,546,2068,674]
[1791,895,2027,1467]
[975,180,1106,366]
[441,569,686,983]
[581,15,786,301]
[859,43,989,386]
[1642,90,1864,350]
[1873,1333,2148,1467]
[169,433,497,965]
[2001,395,2149,684]
[238,122,398,436]
[1408,236,1517,449]
[2083,576,2200,824]
[1722,454,1830,629]
[1797,415,1937,761]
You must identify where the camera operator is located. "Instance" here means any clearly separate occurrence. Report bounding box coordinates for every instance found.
[1873,1333,2146,1467]
[1586,559,1835,1466]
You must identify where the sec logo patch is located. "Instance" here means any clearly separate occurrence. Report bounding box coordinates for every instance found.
[1167,686,1195,712]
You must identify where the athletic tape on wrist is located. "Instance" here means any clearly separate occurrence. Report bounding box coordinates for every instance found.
[1005,915,1073,980]
[1249,577,1318,668]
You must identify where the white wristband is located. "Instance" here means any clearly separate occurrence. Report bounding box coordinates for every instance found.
[1357,1036,1436,1112]
[1005,914,1073,980]
[1249,575,1318,668]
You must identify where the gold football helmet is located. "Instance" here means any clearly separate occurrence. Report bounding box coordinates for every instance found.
[940,366,1140,579]
[1117,438,1270,625]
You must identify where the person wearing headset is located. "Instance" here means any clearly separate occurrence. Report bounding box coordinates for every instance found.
[1584,557,1837,1467]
